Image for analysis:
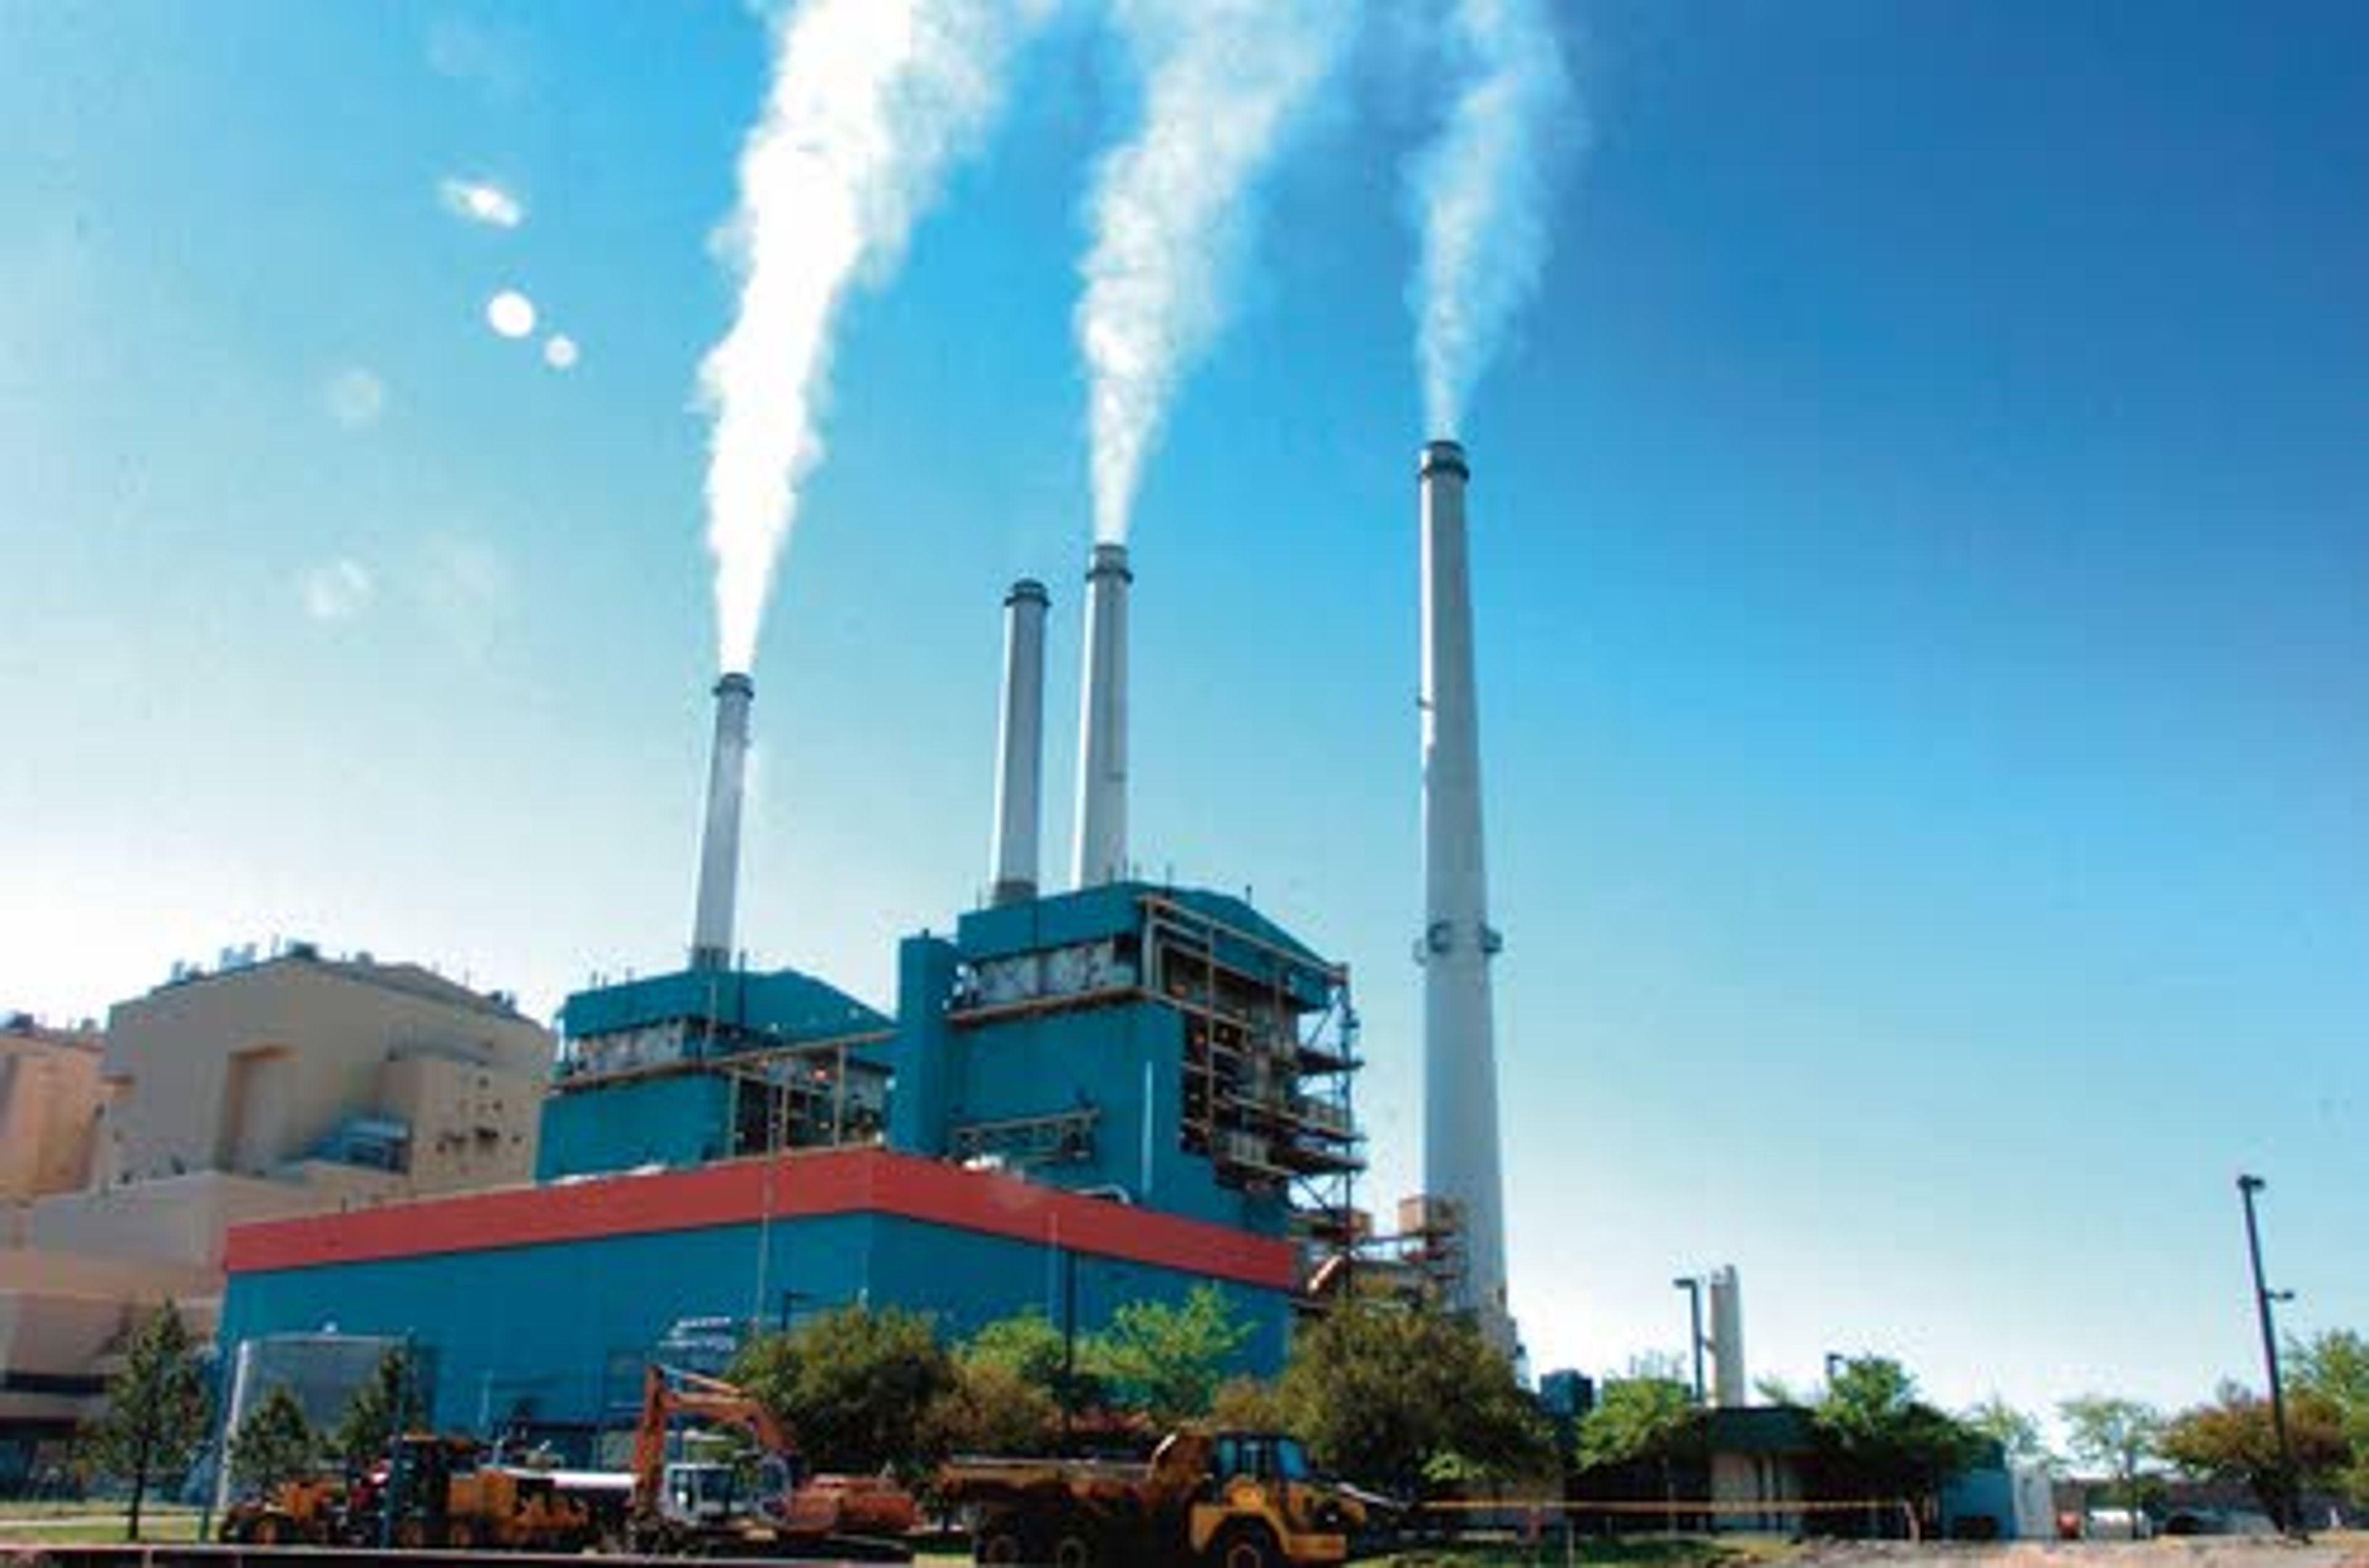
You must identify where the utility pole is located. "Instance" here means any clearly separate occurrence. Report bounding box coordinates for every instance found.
[1060,1247,1078,1455]
[2236,1174,2302,1538]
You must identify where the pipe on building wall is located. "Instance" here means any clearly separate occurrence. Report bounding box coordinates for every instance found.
[690,672,755,971]
[1072,542,1131,889]
[1417,438,1514,1353]
[990,579,1051,906]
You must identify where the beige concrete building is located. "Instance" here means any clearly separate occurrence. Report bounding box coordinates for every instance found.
[93,949,548,1197]
[0,949,556,1488]
[0,1017,105,1208]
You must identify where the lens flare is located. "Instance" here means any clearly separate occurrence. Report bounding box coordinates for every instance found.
[485,290,537,340]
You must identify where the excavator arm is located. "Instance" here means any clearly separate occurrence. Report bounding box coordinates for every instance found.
[632,1364,802,1522]
[629,1363,916,1548]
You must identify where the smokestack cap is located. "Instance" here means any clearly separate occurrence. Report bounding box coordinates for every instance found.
[1006,578,1049,607]
[1420,439,1470,481]
[714,671,755,698]
[1086,542,1133,582]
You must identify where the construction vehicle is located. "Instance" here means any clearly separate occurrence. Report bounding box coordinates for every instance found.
[626,1363,917,1559]
[220,1437,597,1551]
[218,1473,352,1545]
[937,1429,1366,1567]
[349,1434,599,1550]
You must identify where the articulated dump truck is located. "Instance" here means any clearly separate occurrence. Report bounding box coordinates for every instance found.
[938,1429,1365,1568]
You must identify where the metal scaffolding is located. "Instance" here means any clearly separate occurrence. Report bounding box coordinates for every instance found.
[1139,895,1363,1268]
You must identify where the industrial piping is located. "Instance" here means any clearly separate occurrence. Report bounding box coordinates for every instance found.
[990,579,1050,906]
[1072,542,1131,889]
[1417,439,1513,1352]
[689,671,755,971]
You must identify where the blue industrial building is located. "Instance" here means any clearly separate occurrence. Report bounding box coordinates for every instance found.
[220,881,1363,1445]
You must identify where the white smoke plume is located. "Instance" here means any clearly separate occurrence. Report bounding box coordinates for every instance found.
[1411,0,1580,437]
[702,0,1044,674]
[1078,0,1352,545]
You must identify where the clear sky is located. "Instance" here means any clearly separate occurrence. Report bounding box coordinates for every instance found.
[3,2,2363,1430]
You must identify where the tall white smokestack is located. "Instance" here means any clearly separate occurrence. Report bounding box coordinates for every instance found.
[1418,438,1513,1351]
[990,579,1050,906]
[690,671,755,971]
[1708,1265,1747,1408]
[1072,542,1131,888]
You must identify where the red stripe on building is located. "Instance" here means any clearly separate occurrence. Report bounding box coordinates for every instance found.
[222,1148,1297,1291]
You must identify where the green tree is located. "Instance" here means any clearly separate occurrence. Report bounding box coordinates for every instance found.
[1576,1376,1697,1474]
[962,1310,1069,1389]
[2056,1393,2165,1535]
[2289,1329,2369,1506]
[1961,1395,2053,1469]
[1209,1376,1287,1432]
[1814,1356,1983,1528]
[1081,1284,1251,1429]
[2160,1382,2349,1529]
[79,1302,212,1540]
[333,1347,425,1466]
[730,1304,953,1474]
[228,1383,319,1493]
[961,1309,1103,1418]
[1276,1300,1551,1498]
[920,1358,1061,1461]
[1576,1374,1700,1522]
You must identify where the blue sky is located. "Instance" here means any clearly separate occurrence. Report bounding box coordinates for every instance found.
[3,1,2362,1429]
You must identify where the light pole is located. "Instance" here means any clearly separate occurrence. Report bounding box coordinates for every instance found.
[1672,1277,1706,1405]
[2236,1174,2301,1537]
[1060,1245,1080,1455]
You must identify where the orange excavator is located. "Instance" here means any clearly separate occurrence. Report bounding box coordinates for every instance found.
[626,1363,916,1561]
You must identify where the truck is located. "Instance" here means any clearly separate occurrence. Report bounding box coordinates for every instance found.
[218,1474,352,1545]
[341,1435,600,1550]
[937,1429,1366,1567]
[625,1363,917,1560]
[222,1437,596,1551]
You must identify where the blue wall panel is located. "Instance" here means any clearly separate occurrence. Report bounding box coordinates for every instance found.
[221,1209,1292,1436]
[535,1074,735,1179]
[220,1215,875,1433]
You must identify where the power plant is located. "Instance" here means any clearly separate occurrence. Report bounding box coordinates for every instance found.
[204,442,1524,1448]
[0,0,1618,1495]
[216,530,1391,1440]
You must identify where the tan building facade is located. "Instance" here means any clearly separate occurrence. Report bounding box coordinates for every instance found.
[94,951,548,1194]
[0,950,556,1487]
[0,1017,105,1206]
